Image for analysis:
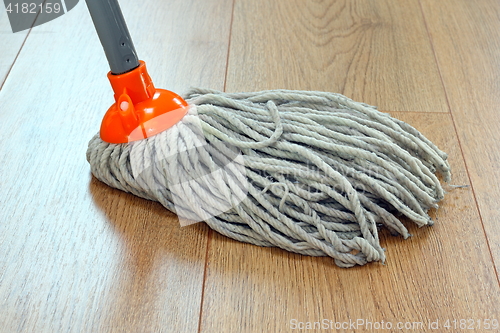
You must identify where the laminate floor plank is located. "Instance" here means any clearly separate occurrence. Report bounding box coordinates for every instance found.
[225,0,449,112]
[0,1,232,332]
[199,112,500,333]
[420,0,500,272]
[0,9,29,87]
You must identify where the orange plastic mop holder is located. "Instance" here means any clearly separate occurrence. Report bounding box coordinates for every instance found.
[100,60,189,144]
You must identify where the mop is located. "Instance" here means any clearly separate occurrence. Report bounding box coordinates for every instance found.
[85,0,450,267]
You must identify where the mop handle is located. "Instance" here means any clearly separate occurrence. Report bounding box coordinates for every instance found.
[85,0,140,74]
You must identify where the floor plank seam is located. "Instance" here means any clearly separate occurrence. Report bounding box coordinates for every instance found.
[197,228,213,333]
[0,30,31,91]
[416,0,452,115]
[417,0,500,287]
[199,0,235,326]
[0,2,50,91]
[223,0,236,93]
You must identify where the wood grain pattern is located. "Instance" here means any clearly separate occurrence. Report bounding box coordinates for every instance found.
[2,0,500,332]
[199,112,500,333]
[0,9,29,87]
[420,0,500,272]
[0,0,232,332]
[225,0,449,112]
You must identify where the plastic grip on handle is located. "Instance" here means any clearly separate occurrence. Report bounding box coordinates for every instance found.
[85,0,139,74]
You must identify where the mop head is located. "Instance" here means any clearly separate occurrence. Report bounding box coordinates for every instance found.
[86,88,450,267]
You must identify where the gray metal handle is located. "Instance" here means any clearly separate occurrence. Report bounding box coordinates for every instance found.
[85,0,140,74]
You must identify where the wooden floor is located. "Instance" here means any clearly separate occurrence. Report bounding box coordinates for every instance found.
[1,0,499,332]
